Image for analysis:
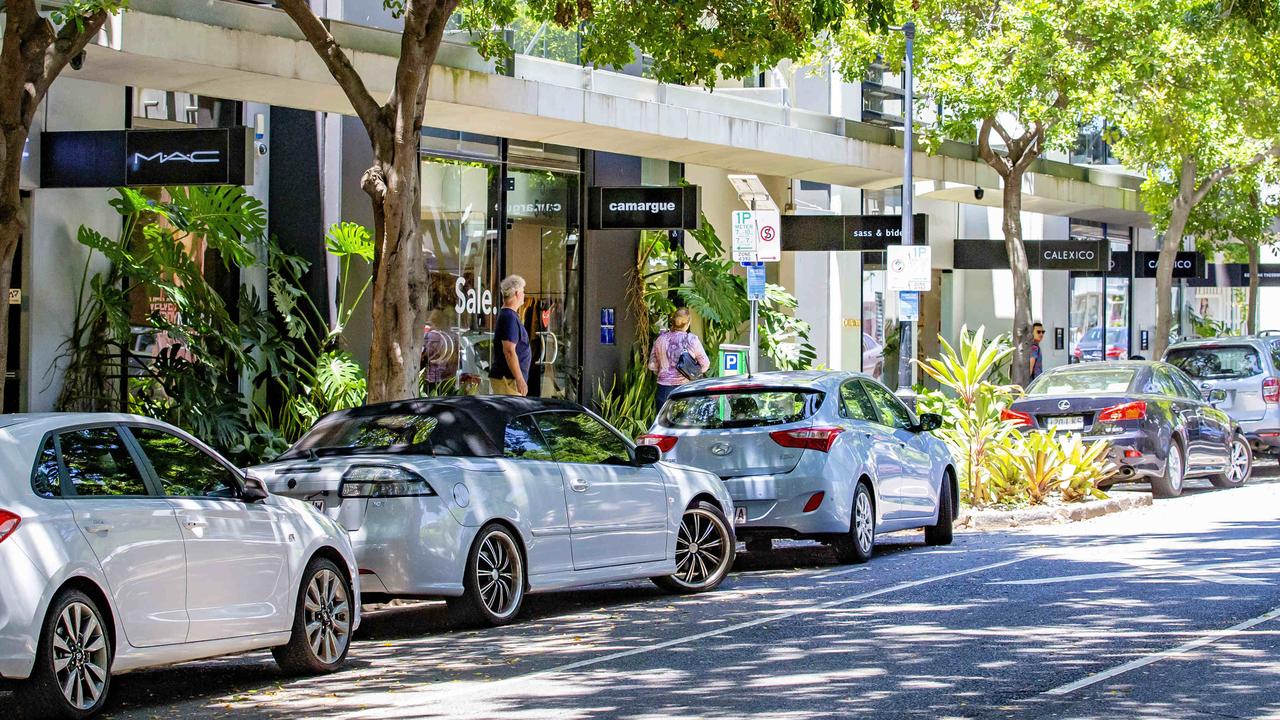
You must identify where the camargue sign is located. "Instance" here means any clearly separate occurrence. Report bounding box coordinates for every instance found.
[41,127,253,188]
[587,186,700,230]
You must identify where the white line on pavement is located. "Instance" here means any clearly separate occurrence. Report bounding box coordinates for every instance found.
[430,553,1039,704]
[1044,604,1280,696]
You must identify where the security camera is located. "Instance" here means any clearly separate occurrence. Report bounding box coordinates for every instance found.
[69,51,85,71]
[255,141,268,157]
[974,186,985,201]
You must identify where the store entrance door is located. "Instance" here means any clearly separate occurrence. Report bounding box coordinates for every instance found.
[505,167,581,400]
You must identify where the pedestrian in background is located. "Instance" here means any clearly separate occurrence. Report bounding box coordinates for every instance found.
[649,307,710,410]
[1028,321,1045,383]
[490,274,531,396]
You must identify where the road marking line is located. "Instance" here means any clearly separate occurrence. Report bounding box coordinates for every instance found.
[432,554,1036,702]
[1044,604,1280,696]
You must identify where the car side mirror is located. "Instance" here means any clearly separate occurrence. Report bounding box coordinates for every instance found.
[241,475,270,503]
[1208,389,1228,406]
[915,413,943,432]
[634,444,661,466]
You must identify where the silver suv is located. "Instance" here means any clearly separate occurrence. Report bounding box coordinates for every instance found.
[1164,336,1280,460]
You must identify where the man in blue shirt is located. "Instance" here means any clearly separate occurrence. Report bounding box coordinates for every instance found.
[1028,322,1045,382]
[490,274,532,396]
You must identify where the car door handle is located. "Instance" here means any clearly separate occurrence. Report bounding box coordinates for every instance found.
[81,521,112,534]
[182,516,209,529]
[568,478,590,493]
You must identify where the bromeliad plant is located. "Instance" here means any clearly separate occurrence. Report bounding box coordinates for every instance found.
[915,325,1022,506]
[915,325,1115,507]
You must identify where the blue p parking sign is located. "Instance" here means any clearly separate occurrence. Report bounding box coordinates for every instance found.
[725,354,739,372]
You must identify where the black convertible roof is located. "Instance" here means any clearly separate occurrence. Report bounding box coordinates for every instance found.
[279,395,586,459]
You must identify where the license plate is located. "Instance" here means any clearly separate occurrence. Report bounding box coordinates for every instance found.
[310,499,326,512]
[1046,415,1084,431]
[734,506,747,525]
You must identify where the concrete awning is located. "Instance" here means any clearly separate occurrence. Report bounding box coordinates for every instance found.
[61,0,1148,226]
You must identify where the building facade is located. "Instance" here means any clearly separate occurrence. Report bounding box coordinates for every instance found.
[17,0,1260,415]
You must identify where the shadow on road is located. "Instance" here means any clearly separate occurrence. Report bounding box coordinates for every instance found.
[2,473,1276,720]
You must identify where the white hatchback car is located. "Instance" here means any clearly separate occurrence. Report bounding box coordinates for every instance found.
[253,396,737,628]
[0,414,360,719]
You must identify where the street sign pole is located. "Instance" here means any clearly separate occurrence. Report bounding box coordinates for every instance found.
[895,21,917,397]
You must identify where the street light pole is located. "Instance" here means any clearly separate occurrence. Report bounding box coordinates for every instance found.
[895,21,917,396]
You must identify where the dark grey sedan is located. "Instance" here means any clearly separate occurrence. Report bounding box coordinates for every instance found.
[1005,361,1251,498]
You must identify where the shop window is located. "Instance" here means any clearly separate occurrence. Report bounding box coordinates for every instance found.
[420,157,501,395]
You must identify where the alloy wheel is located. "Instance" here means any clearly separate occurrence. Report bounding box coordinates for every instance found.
[1169,444,1185,492]
[304,568,351,665]
[1229,438,1250,483]
[476,531,523,619]
[52,601,109,711]
[855,490,874,554]
[673,508,731,588]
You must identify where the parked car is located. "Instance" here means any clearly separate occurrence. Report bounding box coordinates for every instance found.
[0,414,358,720]
[1073,327,1129,362]
[1164,336,1280,461]
[862,333,884,379]
[253,397,736,628]
[638,371,955,564]
[1005,361,1251,498]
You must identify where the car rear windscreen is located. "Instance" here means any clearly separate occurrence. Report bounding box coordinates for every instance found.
[1166,346,1263,380]
[658,389,824,429]
[1029,369,1135,395]
[280,408,499,459]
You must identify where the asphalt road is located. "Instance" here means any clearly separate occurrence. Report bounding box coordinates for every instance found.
[5,470,1280,719]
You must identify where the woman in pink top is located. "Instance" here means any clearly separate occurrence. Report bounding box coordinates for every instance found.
[648,307,711,410]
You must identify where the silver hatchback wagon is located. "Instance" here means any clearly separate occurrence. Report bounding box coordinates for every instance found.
[1165,336,1280,460]
[640,371,956,563]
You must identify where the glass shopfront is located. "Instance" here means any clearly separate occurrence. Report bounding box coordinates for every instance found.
[1068,221,1132,362]
[417,131,583,399]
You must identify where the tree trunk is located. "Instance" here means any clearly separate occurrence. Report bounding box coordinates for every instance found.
[1247,236,1260,335]
[1003,172,1033,387]
[364,149,428,404]
[1153,203,1192,358]
[0,129,28,408]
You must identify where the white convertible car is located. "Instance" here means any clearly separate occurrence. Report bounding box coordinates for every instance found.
[253,397,737,627]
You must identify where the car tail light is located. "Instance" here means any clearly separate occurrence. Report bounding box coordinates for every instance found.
[1098,401,1147,423]
[769,427,843,452]
[802,491,825,513]
[0,510,20,544]
[1000,408,1033,427]
[1106,346,1124,359]
[636,434,678,453]
[339,466,436,498]
[1073,346,1082,358]
[1264,378,1280,403]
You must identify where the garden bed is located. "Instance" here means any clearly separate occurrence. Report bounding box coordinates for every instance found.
[956,493,1153,531]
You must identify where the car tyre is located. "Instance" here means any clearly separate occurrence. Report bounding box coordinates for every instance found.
[273,557,353,675]
[447,523,526,628]
[1150,439,1186,499]
[15,589,112,720]
[832,481,876,564]
[924,475,954,547]
[653,501,735,594]
[1211,433,1252,489]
